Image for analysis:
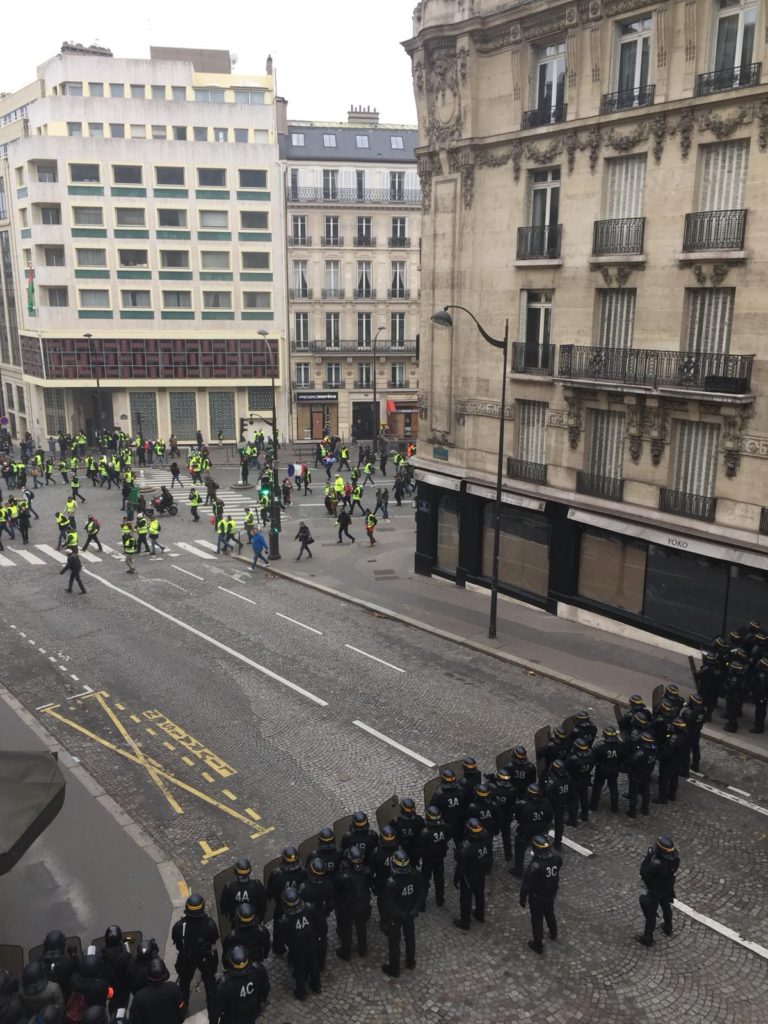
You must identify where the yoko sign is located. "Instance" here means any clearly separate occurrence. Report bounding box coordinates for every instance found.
[296,391,338,403]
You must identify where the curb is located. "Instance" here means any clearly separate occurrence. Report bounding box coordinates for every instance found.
[233,555,768,766]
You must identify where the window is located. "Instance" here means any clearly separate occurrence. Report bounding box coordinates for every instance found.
[326,363,342,385]
[113,165,143,185]
[616,16,652,98]
[390,260,406,298]
[530,168,560,229]
[713,0,756,76]
[697,140,749,210]
[390,171,405,201]
[603,155,646,218]
[289,168,299,199]
[44,247,65,267]
[194,87,225,103]
[199,210,228,228]
[243,292,271,308]
[72,207,101,225]
[20,208,28,227]
[130,124,146,139]
[390,363,406,386]
[89,123,104,138]
[325,312,340,344]
[436,495,459,572]
[597,289,635,348]
[357,216,372,243]
[170,391,198,438]
[391,135,404,149]
[67,123,83,137]
[115,208,146,226]
[76,248,106,267]
[172,86,186,102]
[234,88,265,105]
[173,126,188,141]
[110,83,125,98]
[324,216,340,243]
[391,216,407,242]
[482,506,550,596]
[160,250,189,268]
[356,135,370,148]
[79,289,110,308]
[201,251,230,269]
[198,168,226,188]
[37,164,57,183]
[517,400,548,465]
[294,312,309,344]
[239,169,267,188]
[522,290,552,367]
[579,528,646,613]
[242,252,270,270]
[156,166,185,186]
[292,260,309,296]
[234,129,248,144]
[357,260,373,297]
[194,127,208,142]
[203,292,231,309]
[121,289,150,307]
[70,164,100,183]
[16,386,25,414]
[110,123,125,138]
[163,291,192,308]
[356,170,366,199]
[158,209,187,227]
[41,205,62,225]
[391,311,406,344]
[671,420,719,498]
[295,363,311,386]
[152,125,167,140]
[587,409,625,479]
[291,132,305,146]
[357,312,372,344]
[46,287,68,307]
[323,134,337,147]
[534,41,566,118]
[213,127,228,143]
[241,210,269,229]
[118,249,149,267]
[357,363,372,387]
[291,215,308,242]
[131,84,146,99]
[322,169,338,200]
[644,545,728,637]
[151,85,166,101]
[62,82,83,96]
[324,259,341,293]
[89,82,104,97]
[129,391,159,439]
[685,288,734,354]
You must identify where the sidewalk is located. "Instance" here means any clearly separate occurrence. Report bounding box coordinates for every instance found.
[0,689,184,953]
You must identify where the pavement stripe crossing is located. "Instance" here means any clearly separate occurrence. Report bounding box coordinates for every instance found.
[175,541,217,561]
[77,549,102,563]
[0,553,14,567]
[195,539,219,551]
[14,550,46,565]
[35,544,66,562]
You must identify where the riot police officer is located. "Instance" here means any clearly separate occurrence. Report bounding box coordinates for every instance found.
[566,737,594,822]
[519,834,563,954]
[489,768,515,861]
[695,650,721,721]
[36,930,78,1000]
[637,836,680,946]
[213,945,270,1021]
[341,811,380,863]
[452,818,493,931]
[99,925,131,1010]
[618,695,647,739]
[431,768,465,844]
[723,658,748,732]
[129,959,186,1024]
[572,710,597,746]
[126,939,160,995]
[590,726,624,813]
[392,798,425,864]
[370,825,399,927]
[457,757,481,801]
[70,954,112,1009]
[222,904,270,966]
[506,746,537,801]
[334,845,373,960]
[381,850,423,977]
[751,656,768,733]
[511,783,553,878]
[305,826,343,877]
[265,847,307,956]
[278,889,321,1001]
[466,781,500,839]
[220,859,267,925]
[171,893,219,1021]
[416,805,449,909]
[654,684,684,716]
[299,858,336,970]
[680,693,706,771]
[536,726,569,778]
[541,758,571,849]
[626,732,657,818]
[655,719,689,804]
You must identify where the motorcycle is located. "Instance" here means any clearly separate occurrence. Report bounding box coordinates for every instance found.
[151,495,178,516]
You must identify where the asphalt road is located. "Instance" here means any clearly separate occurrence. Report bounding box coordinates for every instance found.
[1,468,768,1022]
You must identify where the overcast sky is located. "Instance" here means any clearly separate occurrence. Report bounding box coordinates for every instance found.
[2,0,419,124]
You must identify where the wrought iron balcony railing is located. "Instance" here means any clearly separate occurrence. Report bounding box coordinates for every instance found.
[511,341,555,375]
[517,224,562,259]
[558,346,753,393]
[695,62,761,97]
[576,471,624,502]
[593,217,645,255]
[287,187,422,205]
[323,379,346,388]
[289,288,312,300]
[522,103,567,129]
[353,288,376,299]
[388,288,410,299]
[507,458,548,484]
[683,209,747,251]
[659,488,716,522]
[321,288,344,299]
[320,236,344,246]
[600,83,655,114]
[292,339,418,355]
[288,235,311,246]
[389,236,410,247]
[355,236,376,247]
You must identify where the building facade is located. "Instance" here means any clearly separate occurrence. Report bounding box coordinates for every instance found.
[0,43,286,445]
[405,0,768,645]
[279,107,421,441]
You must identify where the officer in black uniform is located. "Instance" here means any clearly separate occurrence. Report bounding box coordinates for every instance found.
[751,656,768,733]
[466,781,500,839]
[70,954,112,1009]
[213,945,270,1021]
[305,826,343,878]
[278,889,321,1001]
[381,850,423,977]
[655,719,689,804]
[392,798,425,864]
[541,758,571,849]
[36,930,78,1000]
[458,757,482,801]
[129,959,186,1024]
[572,710,598,746]
[519,834,564,954]
[627,708,654,750]
[370,825,399,927]
[265,847,307,956]
[416,805,448,909]
[626,732,657,818]
[511,782,553,878]
[654,684,684,716]
[680,693,706,771]
[637,836,680,946]
[222,904,270,966]
[126,939,160,995]
[566,737,594,822]
[431,768,465,845]
[452,817,493,931]
[489,767,515,861]
[618,695,647,739]
[506,746,537,801]
[334,845,373,960]
[299,858,336,970]
[220,859,268,925]
[171,893,219,1021]
[652,699,677,749]
[695,650,721,721]
[536,727,569,778]
[723,658,748,732]
[99,925,131,1010]
[341,811,380,863]
[590,726,624,813]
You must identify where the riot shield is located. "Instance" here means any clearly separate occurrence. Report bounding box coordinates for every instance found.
[90,931,142,955]
[561,715,576,736]
[375,794,399,832]
[213,864,237,940]
[333,813,355,848]
[27,936,82,964]
[652,683,665,713]
[299,833,319,868]
[613,704,625,728]
[261,855,282,925]
[0,945,24,978]
[534,725,552,778]
[495,747,516,771]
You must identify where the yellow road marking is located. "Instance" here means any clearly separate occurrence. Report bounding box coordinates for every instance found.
[76,691,108,702]
[163,741,176,752]
[178,880,190,898]
[182,756,194,766]
[199,840,230,864]
[42,707,273,836]
[222,789,237,801]
[202,771,214,783]
[95,693,184,815]
[245,808,261,822]
[116,703,126,711]
[130,714,141,723]
[145,727,157,736]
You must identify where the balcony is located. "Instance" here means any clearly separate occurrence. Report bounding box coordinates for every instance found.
[289,288,312,300]
[507,458,548,485]
[659,488,716,522]
[592,217,645,256]
[309,339,418,355]
[517,224,562,260]
[387,381,412,390]
[522,103,566,129]
[355,236,376,247]
[600,84,655,114]
[353,288,376,299]
[293,380,313,389]
[290,340,315,352]
[389,236,410,247]
[576,471,624,502]
[695,62,761,97]
[320,236,344,246]
[511,341,555,375]
[287,187,422,206]
[682,209,746,251]
[558,346,754,393]
[288,235,311,246]
[388,288,410,299]
[321,288,345,299]
[324,379,346,388]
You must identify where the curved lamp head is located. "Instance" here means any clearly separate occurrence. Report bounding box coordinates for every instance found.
[431,308,453,329]
[257,329,270,339]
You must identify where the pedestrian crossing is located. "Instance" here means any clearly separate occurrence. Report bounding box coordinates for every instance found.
[0,541,181,571]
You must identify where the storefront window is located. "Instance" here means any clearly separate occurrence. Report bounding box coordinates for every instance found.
[436,495,460,573]
[725,564,768,633]
[578,528,646,613]
[481,506,550,596]
[644,545,728,638]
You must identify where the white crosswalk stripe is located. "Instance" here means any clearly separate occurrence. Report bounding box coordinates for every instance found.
[35,544,66,562]
[78,549,102,563]
[175,541,217,560]
[0,553,14,567]
[15,550,46,565]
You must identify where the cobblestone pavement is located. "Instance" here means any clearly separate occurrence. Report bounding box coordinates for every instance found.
[1,464,767,1022]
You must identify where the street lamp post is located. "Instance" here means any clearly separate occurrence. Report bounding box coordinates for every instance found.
[431,305,509,640]
[371,325,385,456]
[83,333,100,446]
[258,329,281,560]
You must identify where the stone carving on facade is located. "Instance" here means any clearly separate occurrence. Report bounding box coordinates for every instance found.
[566,30,579,89]
[417,394,429,421]
[521,7,572,40]
[684,0,697,61]
[510,47,522,101]
[628,436,643,463]
[691,262,734,286]
[644,405,669,466]
[455,398,514,423]
[721,408,754,478]
[651,113,668,163]
[649,437,665,465]
[525,138,564,165]
[597,264,633,287]
[417,153,438,211]
[425,43,464,148]
[474,24,518,54]
[589,23,601,82]
[604,122,650,154]
[548,411,568,429]
[626,401,643,463]
[565,394,583,449]
[673,107,695,158]
[758,97,768,150]
[448,147,476,209]
[697,105,752,139]
[587,124,602,171]
[457,46,470,85]
[426,430,454,447]
[740,434,768,458]
[656,4,669,67]
[413,58,425,95]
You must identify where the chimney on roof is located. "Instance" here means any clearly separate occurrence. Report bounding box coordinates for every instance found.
[347,105,379,126]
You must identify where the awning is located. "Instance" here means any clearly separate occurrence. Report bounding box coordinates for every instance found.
[568,508,768,572]
[466,483,545,512]
[414,470,461,491]
[0,750,66,875]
